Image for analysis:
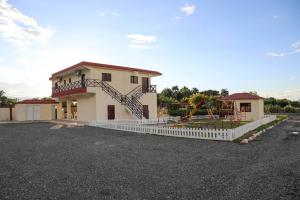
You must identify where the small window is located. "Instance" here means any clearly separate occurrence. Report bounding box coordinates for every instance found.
[130,76,138,84]
[102,73,111,82]
[64,80,66,85]
[55,82,58,88]
[240,103,251,112]
[69,78,71,83]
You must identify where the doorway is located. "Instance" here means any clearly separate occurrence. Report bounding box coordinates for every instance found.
[142,77,149,93]
[107,105,115,120]
[143,105,149,119]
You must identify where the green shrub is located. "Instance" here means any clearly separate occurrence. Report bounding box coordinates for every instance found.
[284,105,296,113]
[266,104,282,113]
[193,109,209,115]
[168,109,188,116]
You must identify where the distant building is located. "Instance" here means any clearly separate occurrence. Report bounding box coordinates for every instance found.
[220,93,264,121]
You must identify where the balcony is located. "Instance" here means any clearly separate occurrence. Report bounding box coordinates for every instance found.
[52,79,157,98]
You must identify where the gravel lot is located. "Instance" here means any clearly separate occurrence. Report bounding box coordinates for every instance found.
[0,116,299,200]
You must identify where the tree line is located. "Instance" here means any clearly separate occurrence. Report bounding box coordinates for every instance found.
[0,90,18,106]
[158,86,300,115]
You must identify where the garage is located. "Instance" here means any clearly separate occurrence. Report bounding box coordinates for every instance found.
[26,105,41,121]
[15,99,58,121]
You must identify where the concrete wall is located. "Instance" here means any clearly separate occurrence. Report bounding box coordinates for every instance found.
[15,104,56,121]
[0,108,10,121]
[234,99,264,121]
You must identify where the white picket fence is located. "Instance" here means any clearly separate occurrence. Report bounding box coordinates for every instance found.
[230,115,276,139]
[89,115,276,141]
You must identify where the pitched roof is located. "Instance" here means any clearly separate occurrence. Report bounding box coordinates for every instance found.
[17,99,58,104]
[220,93,264,100]
[50,61,162,80]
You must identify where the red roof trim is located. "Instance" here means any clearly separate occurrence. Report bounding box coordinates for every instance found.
[221,93,264,100]
[51,87,87,98]
[17,99,58,104]
[50,61,162,80]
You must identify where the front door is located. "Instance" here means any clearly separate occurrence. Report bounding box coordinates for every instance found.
[143,105,149,119]
[107,105,115,120]
[142,77,149,93]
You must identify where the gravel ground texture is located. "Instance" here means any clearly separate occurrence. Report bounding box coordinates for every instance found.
[0,116,299,200]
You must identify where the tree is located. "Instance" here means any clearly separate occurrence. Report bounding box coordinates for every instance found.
[0,90,4,105]
[191,87,199,94]
[276,99,290,108]
[188,93,207,109]
[220,89,229,97]
[0,90,18,106]
[157,94,177,107]
[200,90,220,96]
[0,90,4,98]
[160,88,173,98]
[179,86,192,100]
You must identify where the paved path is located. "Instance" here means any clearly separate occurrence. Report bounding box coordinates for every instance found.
[0,117,299,200]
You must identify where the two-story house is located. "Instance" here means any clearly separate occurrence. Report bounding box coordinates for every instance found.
[50,61,161,122]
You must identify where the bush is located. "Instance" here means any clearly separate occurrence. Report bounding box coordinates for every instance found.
[284,105,296,113]
[168,109,215,116]
[265,104,282,113]
[168,109,189,116]
[193,109,209,115]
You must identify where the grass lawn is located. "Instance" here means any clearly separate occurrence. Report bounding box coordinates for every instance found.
[169,118,249,129]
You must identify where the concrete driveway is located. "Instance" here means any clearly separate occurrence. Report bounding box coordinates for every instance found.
[0,116,299,200]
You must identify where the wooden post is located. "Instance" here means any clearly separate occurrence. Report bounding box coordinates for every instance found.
[9,106,12,121]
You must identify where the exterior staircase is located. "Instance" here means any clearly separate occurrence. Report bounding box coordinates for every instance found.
[85,79,144,119]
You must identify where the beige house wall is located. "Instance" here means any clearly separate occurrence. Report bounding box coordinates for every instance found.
[15,104,57,121]
[77,95,96,122]
[234,99,264,121]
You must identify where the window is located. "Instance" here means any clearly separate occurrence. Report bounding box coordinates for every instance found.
[130,76,138,84]
[102,73,111,82]
[54,82,58,88]
[69,78,71,83]
[240,103,251,112]
[64,80,66,85]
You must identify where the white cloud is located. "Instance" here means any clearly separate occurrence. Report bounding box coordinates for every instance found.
[273,15,279,20]
[127,34,157,49]
[127,34,157,44]
[292,41,300,50]
[0,57,3,63]
[172,16,181,20]
[266,52,285,57]
[0,45,105,98]
[181,4,196,16]
[128,44,150,49]
[290,76,296,80]
[266,41,300,57]
[0,0,54,46]
[98,10,118,17]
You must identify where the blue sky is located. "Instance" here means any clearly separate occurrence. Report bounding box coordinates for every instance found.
[0,0,300,100]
